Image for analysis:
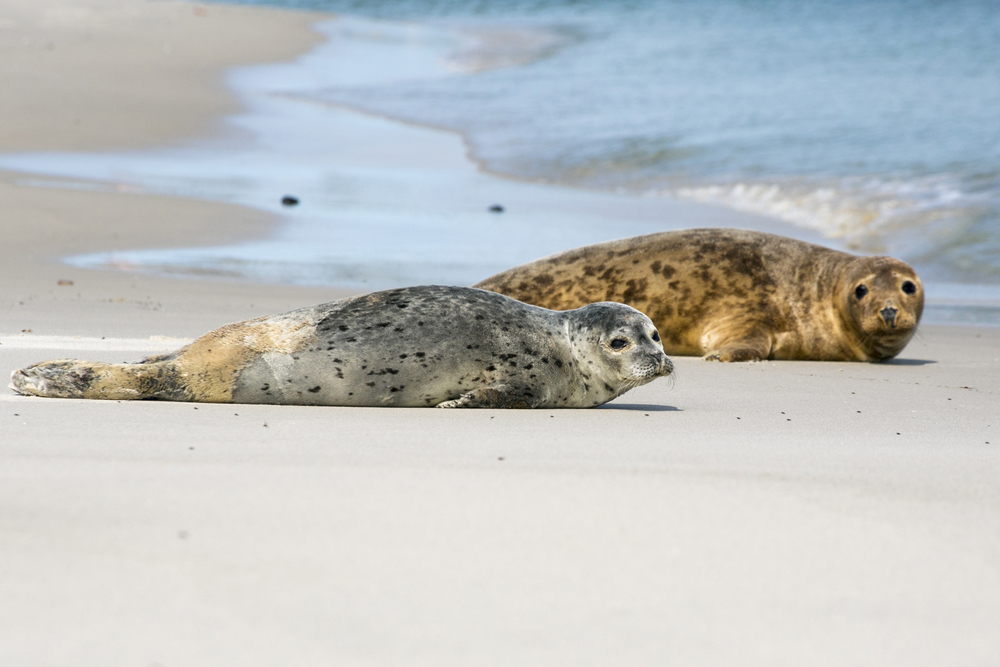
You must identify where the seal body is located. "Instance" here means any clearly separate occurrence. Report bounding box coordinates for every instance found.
[10,286,672,408]
[475,229,924,362]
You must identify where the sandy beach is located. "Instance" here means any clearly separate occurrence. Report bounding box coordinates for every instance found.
[2,1,999,665]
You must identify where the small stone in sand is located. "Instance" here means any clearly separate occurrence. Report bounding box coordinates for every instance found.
[281,195,299,206]
[488,204,504,213]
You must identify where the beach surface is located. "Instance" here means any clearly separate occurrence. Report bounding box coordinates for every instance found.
[2,1,999,665]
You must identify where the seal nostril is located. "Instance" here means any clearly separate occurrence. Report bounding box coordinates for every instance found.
[880,306,898,326]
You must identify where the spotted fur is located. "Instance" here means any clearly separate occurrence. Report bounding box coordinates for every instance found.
[475,229,924,362]
[10,286,672,408]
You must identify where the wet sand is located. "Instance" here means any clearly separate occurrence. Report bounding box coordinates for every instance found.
[1,1,998,665]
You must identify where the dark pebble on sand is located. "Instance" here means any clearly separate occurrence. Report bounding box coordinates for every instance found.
[488,204,504,213]
[282,195,299,206]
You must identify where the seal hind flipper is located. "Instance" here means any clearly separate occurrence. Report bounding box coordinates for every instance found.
[10,359,188,401]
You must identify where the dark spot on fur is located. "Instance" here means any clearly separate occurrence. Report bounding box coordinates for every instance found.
[308,386,321,393]
[533,274,554,287]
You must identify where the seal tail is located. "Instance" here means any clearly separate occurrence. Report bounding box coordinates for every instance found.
[10,358,184,401]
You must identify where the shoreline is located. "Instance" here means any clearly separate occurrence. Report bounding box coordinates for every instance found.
[0,0,328,152]
[1,8,995,323]
[0,0,354,337]
[2,12,831,296]
[1,1,999,664]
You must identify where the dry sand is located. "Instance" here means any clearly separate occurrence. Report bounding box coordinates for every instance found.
[1,1,999,665]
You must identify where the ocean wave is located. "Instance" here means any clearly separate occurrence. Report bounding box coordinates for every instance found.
[444,24,575,73]
[670,176,994,260]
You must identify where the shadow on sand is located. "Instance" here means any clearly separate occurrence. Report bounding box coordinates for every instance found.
[886,358,937,366]
[597,403,679,412]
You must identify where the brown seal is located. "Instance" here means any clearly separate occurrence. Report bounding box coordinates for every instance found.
[475,228,924,362]
[10,285,672,408]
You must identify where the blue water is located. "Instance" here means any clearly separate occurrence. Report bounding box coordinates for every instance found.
[234,0,1000,287]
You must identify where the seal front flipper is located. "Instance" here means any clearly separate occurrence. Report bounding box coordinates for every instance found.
[435,384,540,409]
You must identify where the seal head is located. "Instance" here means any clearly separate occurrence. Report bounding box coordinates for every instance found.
[836,256,923,361]
[565,301,673,400]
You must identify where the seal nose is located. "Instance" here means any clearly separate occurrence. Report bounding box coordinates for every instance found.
[880,305,898,328]
[660,354,674,377]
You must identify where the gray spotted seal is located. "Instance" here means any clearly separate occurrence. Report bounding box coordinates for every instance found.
[10,285,672,408]
[475,229,924,362]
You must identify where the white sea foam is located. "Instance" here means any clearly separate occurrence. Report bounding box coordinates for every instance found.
[671,176,987,256]
[444,25,572,73]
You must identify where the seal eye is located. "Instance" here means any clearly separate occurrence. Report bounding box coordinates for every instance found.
[854,284,869,300]
[651,331,660,342]
[901,280,917,295]
[609,338,629,350]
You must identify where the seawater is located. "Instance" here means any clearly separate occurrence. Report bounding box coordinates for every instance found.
[2,0,999,324]
[239,0,1000,287]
